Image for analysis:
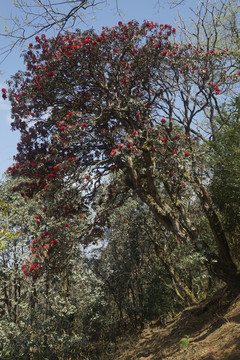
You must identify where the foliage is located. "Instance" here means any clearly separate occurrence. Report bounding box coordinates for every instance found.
[0,178,212,359]
[90,198,179,328]
[90,196,211,328]
[179,335,190,350]
[0,179,104,358]
[0,227,107,359]
[0,199,17,250]
[0,264,106,359]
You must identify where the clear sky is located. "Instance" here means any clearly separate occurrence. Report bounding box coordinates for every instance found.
[0,0,195,178]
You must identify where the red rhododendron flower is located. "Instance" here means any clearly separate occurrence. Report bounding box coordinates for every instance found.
[30,263,37,271]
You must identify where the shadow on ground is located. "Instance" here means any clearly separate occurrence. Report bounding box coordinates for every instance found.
[115,288,240,360]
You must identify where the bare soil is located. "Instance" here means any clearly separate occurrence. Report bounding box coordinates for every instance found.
[114,287,240,360]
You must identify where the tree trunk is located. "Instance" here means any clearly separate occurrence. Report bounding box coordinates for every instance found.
[158,247,198,305]
[129,151,240,291]
[195,176,240,291]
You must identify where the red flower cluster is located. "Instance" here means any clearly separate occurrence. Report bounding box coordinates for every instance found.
[110,149,119,156]
[1,88,6,99]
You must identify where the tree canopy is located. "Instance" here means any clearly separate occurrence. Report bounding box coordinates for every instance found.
[2,20,240,288]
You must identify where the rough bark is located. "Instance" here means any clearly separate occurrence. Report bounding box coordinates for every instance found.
[128,149,240,291]
[195,177,240,290]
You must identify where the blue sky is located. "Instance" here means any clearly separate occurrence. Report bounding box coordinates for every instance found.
[0,0,195,178]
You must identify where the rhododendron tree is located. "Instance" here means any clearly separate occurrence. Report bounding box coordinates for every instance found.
[3,21,240,288]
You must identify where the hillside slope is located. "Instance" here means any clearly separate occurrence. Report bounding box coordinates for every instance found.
[114,288,240,360]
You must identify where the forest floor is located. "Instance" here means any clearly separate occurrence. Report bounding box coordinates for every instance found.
[114,287,240,360]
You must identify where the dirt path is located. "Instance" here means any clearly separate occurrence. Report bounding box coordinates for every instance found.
[115,289,240,360]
